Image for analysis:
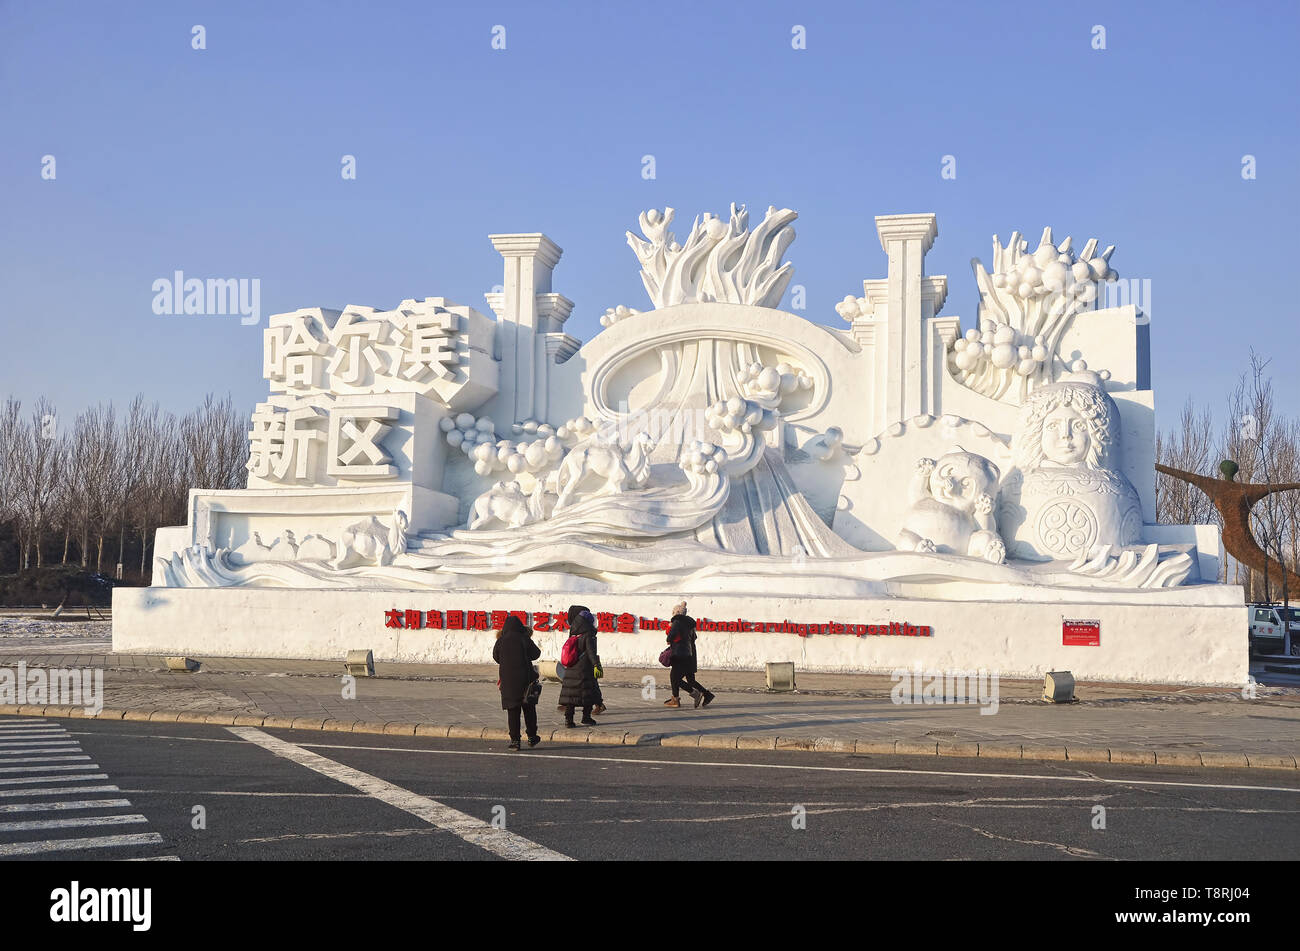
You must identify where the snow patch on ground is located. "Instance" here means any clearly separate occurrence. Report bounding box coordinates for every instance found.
[0,618,113,651]
[0,618,112,639]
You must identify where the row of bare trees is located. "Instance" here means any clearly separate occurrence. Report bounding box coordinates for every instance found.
[1156,352,1300,602]
[0,394,248,579]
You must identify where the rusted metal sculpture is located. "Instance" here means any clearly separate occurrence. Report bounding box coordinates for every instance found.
[1156,462,1300,591]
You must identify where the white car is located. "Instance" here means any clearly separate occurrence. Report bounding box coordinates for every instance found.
[1249,604,1300,656]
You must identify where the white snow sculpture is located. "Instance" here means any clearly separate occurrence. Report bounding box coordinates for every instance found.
[335,510,408,569]
[896,450,1006,564]
[1007,366,1143,561]
[468,481,547,530]
[553,431,655,511]
[146,206,1214,599]
[956,227,1119,402]
[626,204,797,310]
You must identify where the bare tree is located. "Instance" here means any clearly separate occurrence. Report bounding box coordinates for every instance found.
[0,399,21,537]
[0,393,252,575]
[181,394,248,491]
[64,404,120,573]
[133,406,183,577]
[1215,352,1299,603]
[111,395,155,578]
[13,398,63,569]
[1156,398,1218,526]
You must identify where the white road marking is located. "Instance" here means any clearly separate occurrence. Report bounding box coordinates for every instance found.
[291,740,1300,796]
[0,732,169,860]
[227,726,572,862]
[0,762,95,773]
[0,813,149,833]
[0,740,78,748]
[0,784,119,798]
[0,798,132,813]
[0,773,108,786]
[0,729,67,736]
[120,789,369,799]
[240,827,445,845]
[56,724,1300,796]
[122,855,181,861]
[0,832,164,857]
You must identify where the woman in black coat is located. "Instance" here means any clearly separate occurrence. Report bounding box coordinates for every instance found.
[665,601,715,709]
[558,608,600,727]
[493,615,542,750]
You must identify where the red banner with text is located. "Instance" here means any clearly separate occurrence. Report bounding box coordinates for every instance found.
[382,608,932,639]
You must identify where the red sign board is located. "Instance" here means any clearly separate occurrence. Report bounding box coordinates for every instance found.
[1063,618,1100,646]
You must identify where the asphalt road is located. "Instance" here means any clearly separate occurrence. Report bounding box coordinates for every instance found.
[0,714,1297,861]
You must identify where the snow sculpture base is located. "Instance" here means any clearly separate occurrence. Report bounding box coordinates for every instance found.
[112,584,1246,687]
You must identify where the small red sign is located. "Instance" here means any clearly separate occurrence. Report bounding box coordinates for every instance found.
[1063,618,1100,646]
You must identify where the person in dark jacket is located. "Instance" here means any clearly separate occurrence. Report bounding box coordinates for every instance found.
[565,604,607,715]
[493,615,542,750]
[558,607,600,727]
[665,601,714,708]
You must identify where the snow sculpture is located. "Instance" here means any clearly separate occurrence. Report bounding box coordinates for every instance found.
[120,203,1243,686]
[896,450,1006,563]
[1006,366,1144,561]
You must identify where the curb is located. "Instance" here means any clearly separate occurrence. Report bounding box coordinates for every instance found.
[2,704,1296,772]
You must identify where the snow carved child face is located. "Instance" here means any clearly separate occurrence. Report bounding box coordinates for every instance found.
[927,452,999,513]
[1041,405,1091,466]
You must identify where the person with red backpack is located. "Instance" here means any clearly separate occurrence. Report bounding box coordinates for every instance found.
[558,605,600,727]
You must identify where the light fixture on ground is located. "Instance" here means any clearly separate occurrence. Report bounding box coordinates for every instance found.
[1043,670,1075,702]
[165,656,198,672]
[345,649,375,677]
[766,662,796,691]
[538,661,564,682]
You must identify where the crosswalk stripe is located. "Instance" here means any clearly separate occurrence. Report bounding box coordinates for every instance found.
[0,747,84,756]
[0,741,78,748]
[0,764,99,774]
[0,735,169,861]
[0,799,133,813]
[122,855,181,861]
[0,832,164,857]
[0,813,149,833]
[0,727,64,737]
[228,726,573,862]
[0,784,119,798]
[0,773,108,786]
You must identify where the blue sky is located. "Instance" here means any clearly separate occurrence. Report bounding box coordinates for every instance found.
[2,0,1296,434]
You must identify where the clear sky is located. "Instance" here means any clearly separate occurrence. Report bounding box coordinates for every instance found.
[2,0,1297,434]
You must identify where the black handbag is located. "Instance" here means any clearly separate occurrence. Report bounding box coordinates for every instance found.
[522,674,542,705]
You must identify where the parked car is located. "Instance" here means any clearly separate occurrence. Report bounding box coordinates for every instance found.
[1249,603,1300,655]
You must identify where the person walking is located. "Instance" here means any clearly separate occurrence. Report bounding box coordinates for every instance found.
[664,601,715,709]
[564,605,607,715]
[493,615,542,750]
[558,606,601,727]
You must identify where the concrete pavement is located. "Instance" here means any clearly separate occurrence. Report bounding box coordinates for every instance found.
[1,644,1297,770]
